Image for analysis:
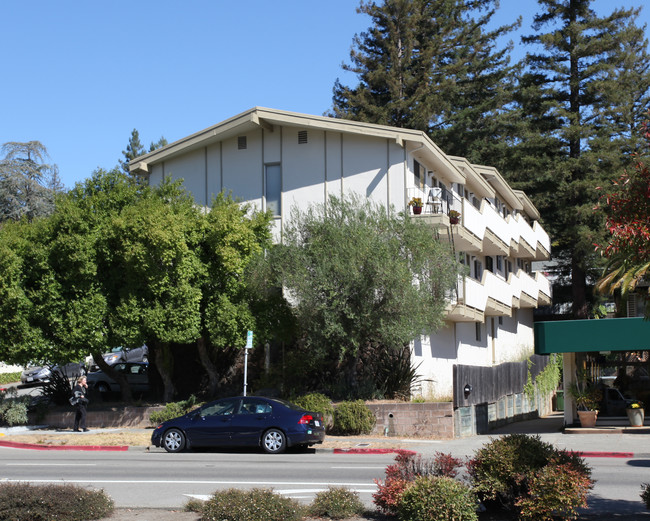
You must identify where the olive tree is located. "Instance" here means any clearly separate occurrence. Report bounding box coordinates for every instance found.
[262,195,462,397]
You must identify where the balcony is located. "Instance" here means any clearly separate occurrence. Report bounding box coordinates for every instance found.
[445,268,552,323]
[407,187,550,262]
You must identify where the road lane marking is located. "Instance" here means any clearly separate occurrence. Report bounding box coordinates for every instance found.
[0,479,376,486]
[184,486,378,502]
[330,466,385,469]
[6,463,97,466]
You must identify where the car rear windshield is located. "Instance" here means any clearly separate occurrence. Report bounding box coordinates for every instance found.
[268,398,306,411]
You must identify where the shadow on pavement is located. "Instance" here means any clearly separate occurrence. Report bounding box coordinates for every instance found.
[486,412,564,435]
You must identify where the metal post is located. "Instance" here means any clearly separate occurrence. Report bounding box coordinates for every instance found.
[243,330,253,397]
[243,348,248,397]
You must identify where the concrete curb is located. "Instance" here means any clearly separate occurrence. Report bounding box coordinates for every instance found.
[0,439,128,451]
[0,439,643,458]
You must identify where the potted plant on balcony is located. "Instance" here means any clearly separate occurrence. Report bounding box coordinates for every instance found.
[626,400,645,427]
[449,210,461,224]
[408,197,423,215]
[568,379,602,428]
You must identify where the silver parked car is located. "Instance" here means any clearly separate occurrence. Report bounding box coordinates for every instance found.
[20,362,85,386]
[87,345,149,370]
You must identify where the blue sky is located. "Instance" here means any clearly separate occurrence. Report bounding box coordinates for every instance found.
[2,0,649,189]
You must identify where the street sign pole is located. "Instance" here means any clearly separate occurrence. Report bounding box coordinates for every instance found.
[243,330,253,396]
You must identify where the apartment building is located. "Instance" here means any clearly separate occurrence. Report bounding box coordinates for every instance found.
[130,107,551,397]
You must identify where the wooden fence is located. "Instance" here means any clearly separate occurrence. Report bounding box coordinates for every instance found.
[453,354,549,408]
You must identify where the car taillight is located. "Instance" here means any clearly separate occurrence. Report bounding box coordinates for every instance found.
[298,414,313,424]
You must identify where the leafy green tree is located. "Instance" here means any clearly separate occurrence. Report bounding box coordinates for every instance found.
[262,195,462,395]
[506,0,650,318]
[0,141,62,223]
[330,0,519,163]
[102,180,206,401]
[0,168,275,402]
[197,193,273,397]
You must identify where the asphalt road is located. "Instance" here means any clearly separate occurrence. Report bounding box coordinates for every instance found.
[0,446,392,508]
[1,443,649,517]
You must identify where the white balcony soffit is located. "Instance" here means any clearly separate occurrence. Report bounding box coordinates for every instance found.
[448,156,495,200]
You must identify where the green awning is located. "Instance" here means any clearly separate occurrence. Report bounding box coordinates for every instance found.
[534,317,650,355]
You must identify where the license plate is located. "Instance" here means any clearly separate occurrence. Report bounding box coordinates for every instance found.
[314,420,320,427]
[27,377,33,382]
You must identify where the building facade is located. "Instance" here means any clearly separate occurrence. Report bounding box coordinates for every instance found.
[130,107,551,398]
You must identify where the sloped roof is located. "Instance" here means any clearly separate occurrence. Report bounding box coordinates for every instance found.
[128,107,464,183]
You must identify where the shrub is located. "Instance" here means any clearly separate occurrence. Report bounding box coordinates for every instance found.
[149,395,201,425]
[642,482,650,510]
[309,486,366,520]
[293,392,334,429]
[184,497,204,512]
[373,475,410,515]
[0,400,28,426]
[0,482,113,521]
[373,450,463,515]
[468,434,593,518]
[0,387,30,426]
[200,488,304,521]
[39,368,75,406]
[398,476,478,521]
[332,400,376,435]
[516,459,592,520]
[0,371,21,385]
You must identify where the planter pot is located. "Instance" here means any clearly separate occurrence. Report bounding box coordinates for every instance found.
[450,217,459,224]
[412,206,422,215]
[577,410,598,428]
[627,408,645,427]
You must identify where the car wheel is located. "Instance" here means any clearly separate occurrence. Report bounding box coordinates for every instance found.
[262,428,286,454]
[96,383,110,393]
[162,428,186,453]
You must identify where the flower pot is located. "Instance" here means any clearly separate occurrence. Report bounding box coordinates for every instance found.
[627,408,645,427]
[412,206,422,215]
[577,410,598,428]
[449,217,459,224]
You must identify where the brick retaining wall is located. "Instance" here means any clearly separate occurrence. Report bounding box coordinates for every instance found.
[366,402,455,439]
[29,406,165,429]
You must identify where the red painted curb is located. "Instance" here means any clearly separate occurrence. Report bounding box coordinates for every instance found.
[0,440,128,451]
[573,451,634,458]
[334,448,417,455]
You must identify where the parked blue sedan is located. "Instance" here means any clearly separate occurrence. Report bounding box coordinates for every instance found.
[151,396,326,454]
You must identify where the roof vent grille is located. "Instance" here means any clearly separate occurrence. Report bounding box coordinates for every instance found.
[238,136,247,150]
[298,130,308,144]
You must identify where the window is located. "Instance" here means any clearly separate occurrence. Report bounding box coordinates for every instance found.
[485,256,494,273]
[240,398,272,415]
[200,398,238,417]
[496,256,503,272]
[475,322,482,341]
[414,160,424,189]
[265,164,281,216]
[473,259,483,280]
